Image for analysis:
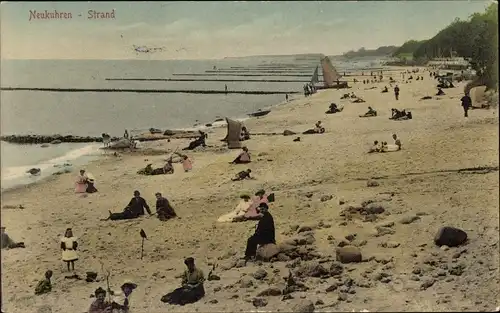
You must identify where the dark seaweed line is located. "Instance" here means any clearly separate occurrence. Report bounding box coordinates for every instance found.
[0,87,299,95]
[105,78,324,83]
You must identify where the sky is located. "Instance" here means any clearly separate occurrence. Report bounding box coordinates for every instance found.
[0,1,494,60]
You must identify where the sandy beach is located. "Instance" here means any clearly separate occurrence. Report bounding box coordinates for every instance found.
[2,67,499,313]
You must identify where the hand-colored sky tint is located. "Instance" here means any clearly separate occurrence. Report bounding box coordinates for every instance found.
[0,1,493,60]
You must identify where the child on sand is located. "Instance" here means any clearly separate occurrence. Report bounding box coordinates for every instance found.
[182,155,193,172]
[60,228,78,272]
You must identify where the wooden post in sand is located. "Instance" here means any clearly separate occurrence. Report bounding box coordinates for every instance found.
[140,229,147,260]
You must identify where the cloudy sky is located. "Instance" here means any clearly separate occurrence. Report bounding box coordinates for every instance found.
[0,1,492,60]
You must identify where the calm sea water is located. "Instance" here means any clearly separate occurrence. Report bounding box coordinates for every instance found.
[0,56,385,190]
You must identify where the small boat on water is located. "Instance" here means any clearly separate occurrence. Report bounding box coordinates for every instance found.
[248,109,271,117]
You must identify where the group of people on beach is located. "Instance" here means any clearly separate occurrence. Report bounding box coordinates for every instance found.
[2,65,482,313]
[105,190,177,222]
[368,134,402,153]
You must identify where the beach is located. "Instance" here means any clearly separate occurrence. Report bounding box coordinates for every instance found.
[1,68,499,312]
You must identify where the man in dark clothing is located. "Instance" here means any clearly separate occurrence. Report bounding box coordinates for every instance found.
[394,85,400,100]
[461,93,472,117]
[155,192,177,221]
[106,190,151,221]
[232,169,252,181]
[244,203,275,261]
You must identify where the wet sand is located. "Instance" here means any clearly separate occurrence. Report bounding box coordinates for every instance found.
[2,67,499,313]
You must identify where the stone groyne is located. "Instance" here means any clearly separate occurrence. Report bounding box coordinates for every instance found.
[0,131,200,144]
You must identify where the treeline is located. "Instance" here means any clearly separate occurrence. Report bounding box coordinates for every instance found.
[392,40,427,58]
[342,46,399,58]
[394,3,498,88]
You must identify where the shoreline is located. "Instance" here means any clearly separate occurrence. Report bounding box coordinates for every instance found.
[1,66,498,313]
[0,94,290,194]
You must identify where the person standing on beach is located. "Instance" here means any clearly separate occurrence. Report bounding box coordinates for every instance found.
[394,85,400,100]
[60,228,78,272]
[225,84,228,93]
[285,94,289,102]
[460,93,472,117]
[123,130,129,139]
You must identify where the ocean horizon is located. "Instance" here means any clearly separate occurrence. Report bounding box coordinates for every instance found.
[0,56,386,190]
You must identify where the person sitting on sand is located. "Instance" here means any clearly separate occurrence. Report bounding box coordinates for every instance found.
[303,122,325,134]
[341,93,350,99]
[86,173,98,193]
[106,190,152,221]
[231,147,251,164]
[393,134,402,150]
[88,287,112,313]
[1,226,25,249]
[368,141,381,153]
[240,126,250,141]
[183,131,207,151]
[380,141,389,152]
[35,270,53,295]
[360,106,377,117]
[232,169,252,181]
[326,103,341,114]
[352,98,366,103]
[163,159,174,174]
[110,280,137,312]
[161,257,205,306]
[61,228,78,272]
[155,192,177,221]
[75,169,89,193]
[382,86,388,93]
[244,203,276,262]
[436,88,445,96]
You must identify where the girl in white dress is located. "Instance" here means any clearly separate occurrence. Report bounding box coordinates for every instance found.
[60,228,78,272]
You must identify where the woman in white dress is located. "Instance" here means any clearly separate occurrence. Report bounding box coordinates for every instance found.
[60,228,78,272]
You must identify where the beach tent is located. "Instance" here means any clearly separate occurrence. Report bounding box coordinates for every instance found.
[225,118,243,149]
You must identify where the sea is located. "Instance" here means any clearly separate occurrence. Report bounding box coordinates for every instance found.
[0,55,387,191]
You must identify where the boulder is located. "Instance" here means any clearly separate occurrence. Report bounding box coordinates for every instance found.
[252,298,268,307]
[257,244,280,261]
[363,203,385,214]
[283,130,296,136]
[399,215,420,224]
[329,262,344,275]
[434,226,468,247]
[366,180,380,187]
[336,246,362,264]
[295,261,329,278]
[252,269,268,280]
[291,300,315,313]
[257,287,282,297]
